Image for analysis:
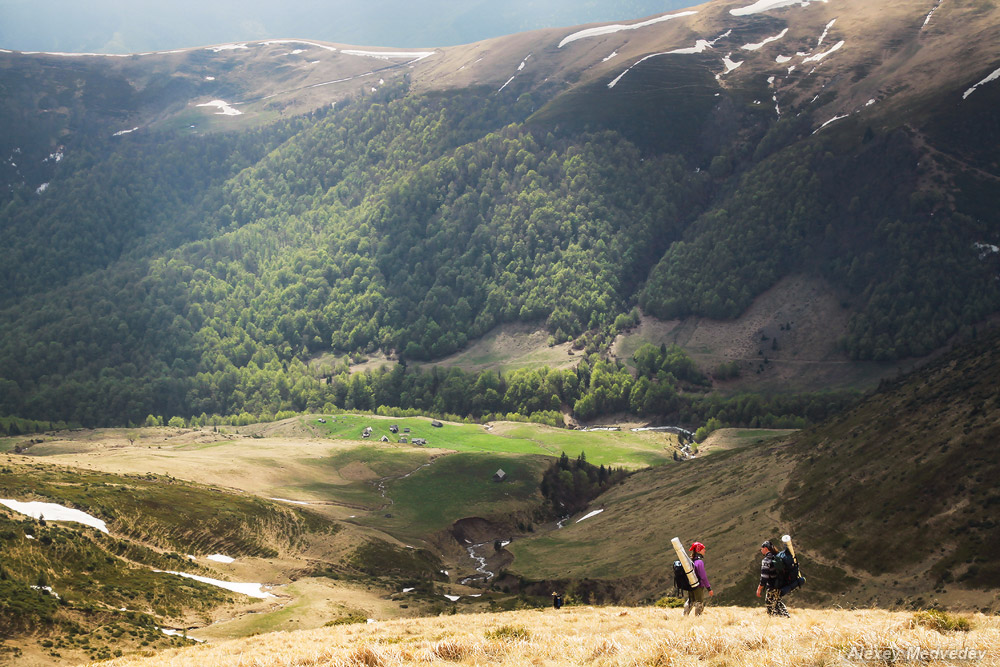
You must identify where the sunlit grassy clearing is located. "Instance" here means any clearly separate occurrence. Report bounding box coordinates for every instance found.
[94,605,998,667]
[362,453,549,537]
[316,416,675,468]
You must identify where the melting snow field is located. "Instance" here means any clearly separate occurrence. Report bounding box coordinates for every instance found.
[0,499,108,533]
[268,497,311,505]
[155,571,274,599]
[206,554,235,564]
[161,628,205,642]
[260,39,337,52]
[730,0,828,16]
[803,40,844,62]
[963,67,1000,100]
[197,100,242,116]
[559,11,698,48]
[340,50,434,61]
[743,28,789,51]
[975,242,1000,258]
[576,509,604,523]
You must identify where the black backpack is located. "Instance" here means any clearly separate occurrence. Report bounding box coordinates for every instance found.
[673,560,696,591]
[775,550,802,592]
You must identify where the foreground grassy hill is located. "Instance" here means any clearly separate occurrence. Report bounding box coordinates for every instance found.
[96,605,997,667]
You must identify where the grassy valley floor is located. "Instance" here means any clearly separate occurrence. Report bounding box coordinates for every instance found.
[91,605,997,666]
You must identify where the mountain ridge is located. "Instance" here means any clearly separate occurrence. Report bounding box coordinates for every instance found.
[1,0,998,425]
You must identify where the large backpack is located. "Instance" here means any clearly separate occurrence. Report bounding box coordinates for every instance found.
[775,549,802,593]
[673,560,696,591]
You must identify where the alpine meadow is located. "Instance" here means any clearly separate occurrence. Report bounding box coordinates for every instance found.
[1,0,999,665]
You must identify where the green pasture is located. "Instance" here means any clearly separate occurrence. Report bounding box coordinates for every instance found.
[310,416,674,468]
[293,446,436,508]
[358,452,549,538]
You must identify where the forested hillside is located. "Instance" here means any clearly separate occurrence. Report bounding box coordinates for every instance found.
[1,0,999,428]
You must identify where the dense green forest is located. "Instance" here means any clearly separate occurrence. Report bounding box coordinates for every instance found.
[1,75,997,428]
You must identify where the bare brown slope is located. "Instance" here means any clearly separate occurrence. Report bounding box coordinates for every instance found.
[9,0,999,134]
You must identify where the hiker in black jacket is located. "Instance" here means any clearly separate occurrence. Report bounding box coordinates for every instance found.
[756,541,789,617]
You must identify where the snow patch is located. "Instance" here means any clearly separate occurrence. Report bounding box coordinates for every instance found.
[963,66,1000,100]
[0,499,109,533]
[730,0,827,16]
[813,114,848,133]
[32,585,60,599]
[443,594,461,602]
[36,183,49,194]
[204,76,215,81]
[161,628,205,642]
[576,509,605,523]
[559,11,698,48]
[603,51,619,62]
[269,497,311,505]
[718,54,744,77]
[261,40,337,52]
[776,55,792,63]
[44,151,63,162]
[340,50,434,61]
[196,100,242,116]
[802,40,844,62]
[816,19,836,47]
[975,242,1000,258]
[206,554,235,564]
[155,571,274,598]
[207,44,249,53]
[743,28,789,51]
[113,127,139,137]
[669,40,713,55]
[403,587,415,593]
[923,0,944,28]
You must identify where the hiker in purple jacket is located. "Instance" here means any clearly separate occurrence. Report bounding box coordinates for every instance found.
[683,541,713,616]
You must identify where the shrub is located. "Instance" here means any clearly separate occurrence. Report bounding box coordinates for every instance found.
[912,609,971,632]
[324,612,368,626]
[484,624,530,641]
[654,596,685,608]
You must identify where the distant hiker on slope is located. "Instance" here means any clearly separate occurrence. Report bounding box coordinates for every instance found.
[757,540,789,617]
[684,541,713,616]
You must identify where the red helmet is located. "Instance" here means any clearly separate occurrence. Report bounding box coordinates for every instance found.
[690,541,705,554]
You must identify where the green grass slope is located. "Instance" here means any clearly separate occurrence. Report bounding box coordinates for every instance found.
[0,459,346,663]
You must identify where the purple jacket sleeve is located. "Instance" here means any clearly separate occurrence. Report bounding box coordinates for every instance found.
[693,558,711,590]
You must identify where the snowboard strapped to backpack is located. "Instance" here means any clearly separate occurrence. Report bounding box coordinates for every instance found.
[673,560,698,591]
[774,549,804,594]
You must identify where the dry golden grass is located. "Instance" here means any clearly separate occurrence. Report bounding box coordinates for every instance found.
[89,605,999,667]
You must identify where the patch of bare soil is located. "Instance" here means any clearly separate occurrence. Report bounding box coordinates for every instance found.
[614,275,907,392]
[339,460,379,481]
[418,321,576,373]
